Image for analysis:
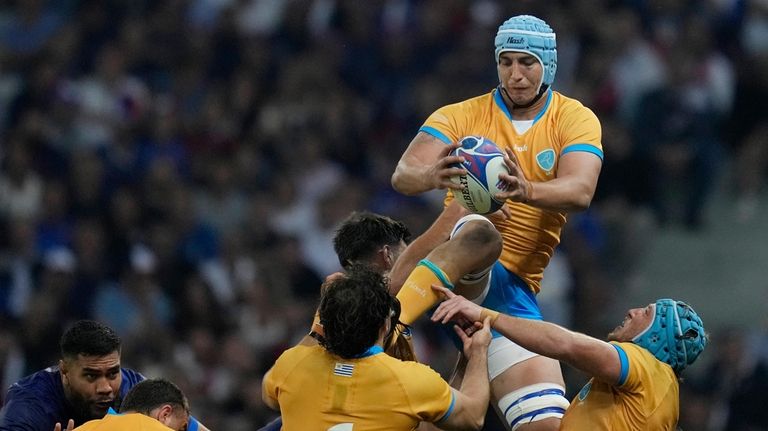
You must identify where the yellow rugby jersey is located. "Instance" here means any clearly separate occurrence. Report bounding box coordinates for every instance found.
[263,344,454,430]
[561,342,679,430]
[421,88,603,292]
[74,412,174,431]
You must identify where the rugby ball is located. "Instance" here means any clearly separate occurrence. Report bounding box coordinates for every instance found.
[450,136,510,214]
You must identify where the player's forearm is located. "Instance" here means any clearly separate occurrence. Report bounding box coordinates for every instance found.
[493,315,588,366]
[525,177,595,212]
[391,160,433,195]
[457,346,490,425]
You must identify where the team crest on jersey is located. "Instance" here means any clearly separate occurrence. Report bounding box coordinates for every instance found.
[536,149,556,172]
[577,381,592,401]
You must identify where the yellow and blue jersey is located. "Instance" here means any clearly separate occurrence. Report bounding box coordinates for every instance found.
[421,88,603,292]
[561,342,679,430]
[263,344,454,430]
[74,412,173,431]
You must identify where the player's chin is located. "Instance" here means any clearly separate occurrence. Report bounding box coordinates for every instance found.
[91,400,114,415]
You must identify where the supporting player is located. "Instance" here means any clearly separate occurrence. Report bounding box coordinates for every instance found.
[432,291,708,430]
[263,266,493,430]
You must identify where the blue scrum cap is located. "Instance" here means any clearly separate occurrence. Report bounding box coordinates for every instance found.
[494,15,557,87]
[633,299,707,373]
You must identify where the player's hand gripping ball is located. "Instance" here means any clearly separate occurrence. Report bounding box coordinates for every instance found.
[450,136,510,214]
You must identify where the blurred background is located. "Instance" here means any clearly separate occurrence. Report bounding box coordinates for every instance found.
[0,0,766,429]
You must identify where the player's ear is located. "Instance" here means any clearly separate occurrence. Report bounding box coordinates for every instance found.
[379,245,393,268]
[154,404,174,424]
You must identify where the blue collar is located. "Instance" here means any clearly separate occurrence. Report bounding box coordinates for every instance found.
[493,87,552,124]
[353,345,384,358]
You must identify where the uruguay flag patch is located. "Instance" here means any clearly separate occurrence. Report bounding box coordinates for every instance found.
[334,363,354,377]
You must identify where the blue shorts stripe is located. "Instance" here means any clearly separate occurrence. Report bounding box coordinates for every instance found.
[502,388,565,416]
[509,407,567,429]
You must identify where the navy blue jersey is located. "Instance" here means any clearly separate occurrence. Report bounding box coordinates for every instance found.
[0,366,144,431]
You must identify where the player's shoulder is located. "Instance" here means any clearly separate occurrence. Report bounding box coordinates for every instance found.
[274,344,325,370]
[439,90,496,112]
[551,91,598,117]
[6,366,62,398]
[612,342,675,376]
[120,367,145,382]
[1,367,64,425]
[375,353,443,382]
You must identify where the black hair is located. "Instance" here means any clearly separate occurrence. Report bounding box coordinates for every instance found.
[60,320,121,360]
[120,378,189,414]
[319,265,395,359]
[333,212,411,269]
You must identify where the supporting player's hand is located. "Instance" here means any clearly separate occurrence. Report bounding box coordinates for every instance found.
[426,143,467,191]
[54,419,74,431]
[454,316,492,360]
[431,285,484,324]
[495,148,532,203]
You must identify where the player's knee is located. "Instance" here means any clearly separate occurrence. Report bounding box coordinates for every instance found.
[455,218,502,256]
[497,383,569,431]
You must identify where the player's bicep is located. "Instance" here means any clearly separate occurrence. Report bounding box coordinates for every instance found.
[556,151,602,200]
[400,132,451,166]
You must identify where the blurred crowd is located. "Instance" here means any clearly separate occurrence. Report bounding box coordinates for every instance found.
[0,0,766,429]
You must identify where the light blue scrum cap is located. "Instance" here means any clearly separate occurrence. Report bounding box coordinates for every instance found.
[494,15,557,87]
[633,299,707,373]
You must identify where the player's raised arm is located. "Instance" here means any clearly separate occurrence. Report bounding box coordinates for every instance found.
[431,286,622,384]
[391,133,465,195]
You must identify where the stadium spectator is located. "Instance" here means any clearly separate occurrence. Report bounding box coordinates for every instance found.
[391,14,602,430]
[432,289,708,430]
[262,265,492,430]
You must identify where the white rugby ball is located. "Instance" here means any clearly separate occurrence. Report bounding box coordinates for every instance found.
[450,136,509,214]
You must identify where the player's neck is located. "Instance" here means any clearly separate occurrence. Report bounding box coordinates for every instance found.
[502,90,548,120]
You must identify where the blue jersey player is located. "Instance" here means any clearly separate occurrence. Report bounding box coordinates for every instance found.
[0,320,144,431]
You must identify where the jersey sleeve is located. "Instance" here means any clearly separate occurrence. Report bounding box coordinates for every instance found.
[398,362,455,423]
[612,342,654,393]
[420,104,471,145]
[559,104,603,161]
[262,365,282,407]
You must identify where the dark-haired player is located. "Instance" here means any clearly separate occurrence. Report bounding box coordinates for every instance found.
[72,378,190,431]
[0,320,209,431]
[0,320,144,431]
[263,266,493,430]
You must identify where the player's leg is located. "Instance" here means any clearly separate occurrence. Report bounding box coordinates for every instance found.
[481,267,568,431]
[488,342,566,431]
[396,215,502,324]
